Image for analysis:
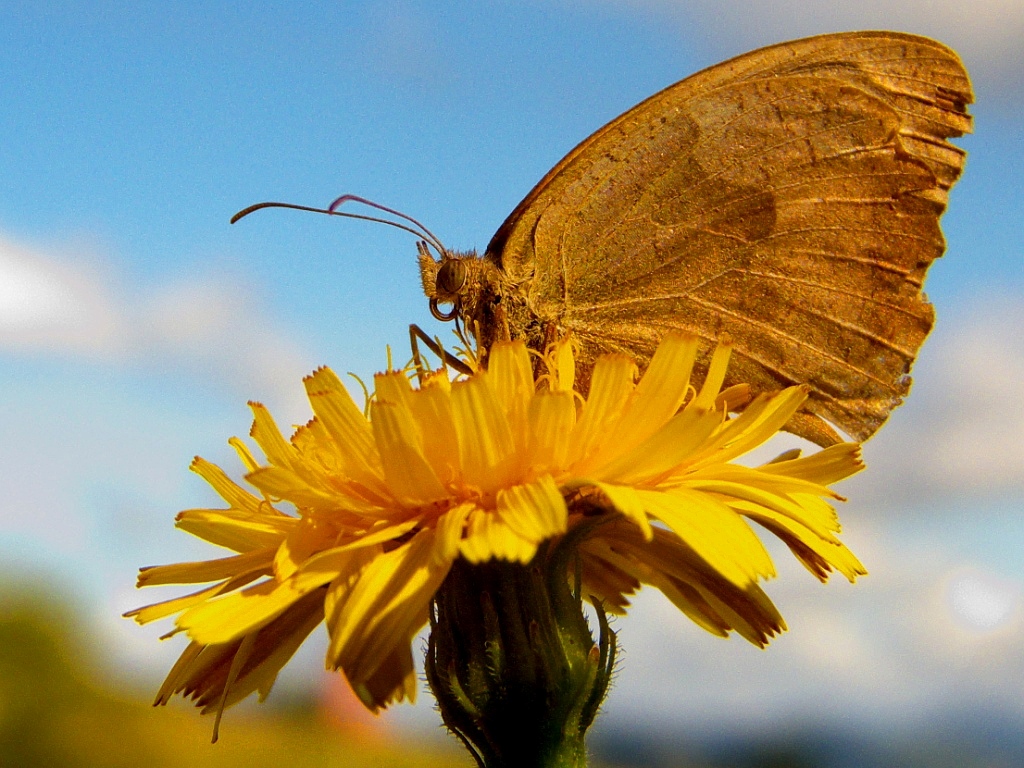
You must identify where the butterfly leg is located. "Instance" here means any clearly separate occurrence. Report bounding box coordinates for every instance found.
[532,320,561,379]
[409,324,474,382]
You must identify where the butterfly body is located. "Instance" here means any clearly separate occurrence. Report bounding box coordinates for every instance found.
[420,31,972,446]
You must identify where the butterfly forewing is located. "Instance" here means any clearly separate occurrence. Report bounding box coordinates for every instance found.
[485,31,972,445]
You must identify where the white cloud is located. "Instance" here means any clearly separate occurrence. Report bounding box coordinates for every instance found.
[596,0,1023,105]
[944,567,1022,634]
[925,310,1024,490]
[0,233,313,415]
[847,294,1024,503]
[600,519,1024,735]
[0,236,121,355]
[0,230,321,578]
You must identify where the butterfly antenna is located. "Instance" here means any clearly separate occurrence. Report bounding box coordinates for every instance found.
[329,194,447,256]
[230,200,445,251]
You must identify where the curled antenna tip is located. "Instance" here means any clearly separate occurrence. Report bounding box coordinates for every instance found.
[229,206,256,224]
[230,201,336,225]
[230,202,281,224]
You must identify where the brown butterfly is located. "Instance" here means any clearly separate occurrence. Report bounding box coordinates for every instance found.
[417,31,972,447]
[236,31,972,447]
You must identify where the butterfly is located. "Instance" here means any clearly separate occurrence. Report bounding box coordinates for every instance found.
[415,31,972,446]
[234,31,972,447]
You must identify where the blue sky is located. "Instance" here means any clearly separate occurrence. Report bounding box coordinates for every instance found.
[2,0,1023,743]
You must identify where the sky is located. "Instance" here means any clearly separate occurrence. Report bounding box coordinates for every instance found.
[2,0,1023,747]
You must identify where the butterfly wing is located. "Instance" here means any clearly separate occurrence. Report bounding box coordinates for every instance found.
[485,31,972,445]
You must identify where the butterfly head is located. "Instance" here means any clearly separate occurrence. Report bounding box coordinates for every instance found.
[415,241,526,361]
[417,242,478,322]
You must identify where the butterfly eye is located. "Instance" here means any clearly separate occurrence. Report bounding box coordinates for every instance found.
[436,259,468,297]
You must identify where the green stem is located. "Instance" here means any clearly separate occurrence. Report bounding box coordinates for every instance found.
[426,533,615,768]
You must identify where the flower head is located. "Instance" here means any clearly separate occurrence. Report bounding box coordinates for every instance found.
[128,333,864,734]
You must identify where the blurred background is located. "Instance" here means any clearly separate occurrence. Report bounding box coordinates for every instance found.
[2,2,1022,766]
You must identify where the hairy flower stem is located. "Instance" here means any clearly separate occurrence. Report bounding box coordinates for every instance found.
[426,522,616,768]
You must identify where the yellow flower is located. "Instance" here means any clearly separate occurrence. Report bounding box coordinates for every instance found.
[127,333,864,733]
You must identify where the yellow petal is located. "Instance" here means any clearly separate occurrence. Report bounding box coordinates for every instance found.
[421,368,451,393]
[325,530,449,688]
[660,573,783,647]
[370,400,449,505]
[588,404,722,484]
[185,589,326,715]
[348,643,418,711]
[305,372,387,493]
[432,502,474,566]
[637,488,775,586]
[702,463,844,500]
[374,370,415,410]
[596,332,699,459]
[576,544,640,615]
[680,473,838,535]
[460,507,538,563]
[274,517,340,581]
[340,517,424,551]
[136,548,276,587]
[715,383,752,413]
[687,386,809,469]
[451,373,517,494]
[732,499,867,582]
[177,579,280,644]
[489,341,533,461]
[179,546,361,645]
[229,591,325,706]
[406,378,460,486]
[585,523,785,646]
[568,354,637,468]
[175,507,297,552]
[190,456,266,514]
[551,337,576,393]
[495,475,568,544]
[228,436,261,473]
[488,341,534,422]
[248,402,300,471]
[763,442,864,485]
[691,339,733,409]
[527,390,576,474]
[244,466,355,512]
[128,583,229,625]
[249,402,350,500]
[591,482,653,540]
[582,535,725,634]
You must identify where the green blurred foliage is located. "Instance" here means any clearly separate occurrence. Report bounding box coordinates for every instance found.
[0,585,468,768]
